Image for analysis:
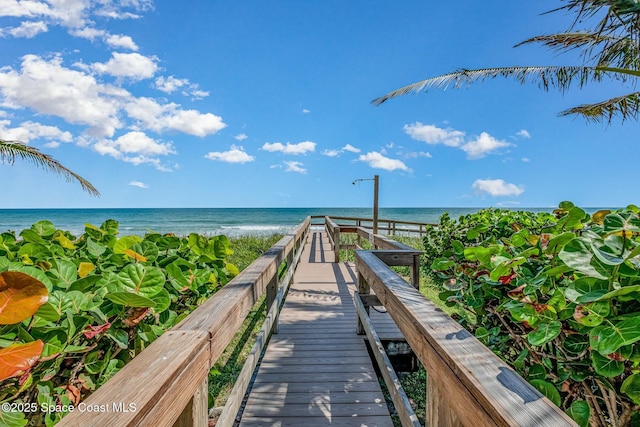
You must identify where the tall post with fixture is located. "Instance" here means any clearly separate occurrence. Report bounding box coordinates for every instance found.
[373,175,379,235]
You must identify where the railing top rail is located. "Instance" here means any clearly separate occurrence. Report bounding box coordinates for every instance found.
[355,250,575,427]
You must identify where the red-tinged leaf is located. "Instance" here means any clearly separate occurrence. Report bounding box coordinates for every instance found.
[474,270,490,278]
[499,272,517,285]
[66,384,81,405]
[532,303,550,313]
[0,340,44,381]
[607,352,625,362]
[83,322,111,339]
[123,308,150,327]
[507,284,526,298]
[0,271,49,324]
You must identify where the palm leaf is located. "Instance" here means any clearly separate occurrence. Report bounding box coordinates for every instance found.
[372,65,605,106]
[560,91,640,123]
[0,140,100,196]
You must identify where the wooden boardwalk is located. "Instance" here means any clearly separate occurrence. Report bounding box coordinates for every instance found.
[239,231,394,427]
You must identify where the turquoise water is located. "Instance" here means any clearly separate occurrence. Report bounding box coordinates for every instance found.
[0,207,555,237]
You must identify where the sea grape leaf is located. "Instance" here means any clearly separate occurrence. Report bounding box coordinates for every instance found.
[123,249,147,263]
[18,229,46,245]
[52,230,75,250]
[31,220,56,237]
[86,237,106,257]
[545,232,575,254]
[105,292,157,308]
[77,262,95,278]
[559,238,607,280]
[564,334,589,355]
[34,302,61,322]
[68,274,101,292]
[0,408,28,427]
[113,236,143,254]
[529,379,561,407]
[621,374,640,405]
[567,400,590,427]
[565,277,609,304]
[115,264,165,298]
[528,321,561,346]
[604,213,640,235]
[150,289,171,313]
[51,259,78,289]
[17,243,51,260]
[0,271,49,324]
[0,340,43,381]
[590,318,640,355]
[591,351,625,377]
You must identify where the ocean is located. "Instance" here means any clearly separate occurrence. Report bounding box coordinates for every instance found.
[0,207,555,238]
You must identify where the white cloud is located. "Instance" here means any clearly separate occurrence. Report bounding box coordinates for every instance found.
[460,132,511,159]
[129,181,148,189]
[516,129,531,138]
[70,27,105,40]
[0,119,73,143]
[302,109,310,114]
[404,151,432,159]
[472,179,524,197]
[43,141,59,148]
[91,52,158,81]
[205,145,255,164]
[125,97,226,136]
[94,131,175,170]
[322,149,340,157]
[155,75,188,93]
[403,122,465,147]
[8,21,48,38]
[284,161,307,174]
[521,157,531,162]
[105,34,138,51]
[0,54,125,137]
[358,151,410,172]
[342,144,360,153]
[262,141,316,155]
[234,133,248,141]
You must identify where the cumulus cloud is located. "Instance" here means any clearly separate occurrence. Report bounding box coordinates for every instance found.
[7,21,48,38]
[129,181,148,189]
[205,145,255,164]
[234,133,248,141]
[342,144,360,153]
[105,34,138,51]
[154,76,187,93]
[262,141,316,155]
[284,161,307,174]
[516,129,531,138]
[460,132,511,159]
[472,179,524,197]
[403,122,465,147]
[91,52,158,80]
[358,151,410,172]
[0,119,73,144]
[403,151,432,159]
[94,131,175,170]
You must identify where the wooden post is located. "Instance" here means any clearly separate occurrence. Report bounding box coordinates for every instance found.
[426,373,462,427]
[373,174,379,235]
[174,377,208,427]
[356,267,370,335]
[334,226,341,262]
[266,274,278,333]
[357,220,362,248]
[411,254,420,289]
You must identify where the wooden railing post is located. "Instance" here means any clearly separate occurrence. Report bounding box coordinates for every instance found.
[266,274,278,333]
[356,258,370,335]
[173,377,208,427]
[426,373,461,427]
[334,226,341,262]
[411,254,420,289]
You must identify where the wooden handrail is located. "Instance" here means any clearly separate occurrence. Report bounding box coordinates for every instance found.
[58,217,311,427]
[355,250,576,426]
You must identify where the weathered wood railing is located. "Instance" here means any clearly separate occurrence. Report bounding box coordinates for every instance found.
[325,215,436,236]
[58,217,310,427]
[354,249,577,426]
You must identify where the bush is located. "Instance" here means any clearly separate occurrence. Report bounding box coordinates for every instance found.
[0,220,238,426]
[427,202,640,426]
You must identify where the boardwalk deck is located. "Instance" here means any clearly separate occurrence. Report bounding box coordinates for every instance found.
[239,231,395,427]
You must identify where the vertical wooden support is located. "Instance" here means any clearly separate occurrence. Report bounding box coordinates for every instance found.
[356,268,370,335]
[173,377,208,427]
[334,227,341,262]
[357,220,362,248]
[426,373,462,427]
[266,274,278,334]
[411,254,420,289]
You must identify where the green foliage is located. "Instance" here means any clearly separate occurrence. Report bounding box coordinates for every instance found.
[424,202,640,426]
[0,220,238,426]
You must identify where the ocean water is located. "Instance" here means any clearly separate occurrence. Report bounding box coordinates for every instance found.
[0,207,555,238]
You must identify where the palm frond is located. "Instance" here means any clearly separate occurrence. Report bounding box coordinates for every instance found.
[560,91,640,123]
[372,66,603,106]
[0,140,100,197]
[515,32,615,51]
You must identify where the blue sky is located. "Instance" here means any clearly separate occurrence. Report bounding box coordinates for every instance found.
[0,0,638,208]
